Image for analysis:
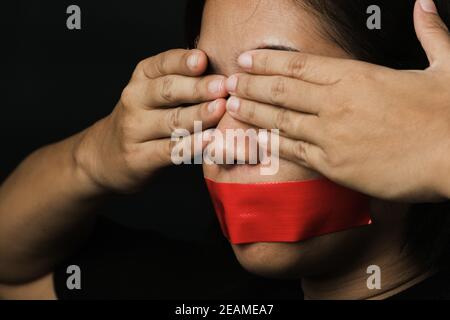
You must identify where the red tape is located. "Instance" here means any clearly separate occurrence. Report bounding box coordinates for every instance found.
[205,178,372,244]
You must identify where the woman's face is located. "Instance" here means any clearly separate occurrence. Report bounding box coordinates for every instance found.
[199,0,404,278]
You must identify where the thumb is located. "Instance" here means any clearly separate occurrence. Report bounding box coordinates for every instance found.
[414,0,450,67]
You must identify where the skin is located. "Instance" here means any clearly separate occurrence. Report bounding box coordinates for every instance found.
[225,0,450,202]
[0,49,228,297]
[200,0,434,299]
[0,0,445,300]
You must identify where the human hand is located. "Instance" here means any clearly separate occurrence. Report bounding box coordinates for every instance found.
[75,49,228,193]
[224,1,450,201]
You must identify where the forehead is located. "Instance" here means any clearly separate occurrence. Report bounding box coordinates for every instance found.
[197,0,347,76]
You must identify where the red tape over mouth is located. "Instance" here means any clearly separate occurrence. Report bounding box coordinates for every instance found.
[205,178,372,244]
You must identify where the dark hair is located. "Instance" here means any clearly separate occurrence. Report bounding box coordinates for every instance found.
[185,0,450,267]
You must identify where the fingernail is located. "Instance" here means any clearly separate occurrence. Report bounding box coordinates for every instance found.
[226,75,238,93]
[208,100,218,113]
[238,53,253,69]
[227,96,240,112]
[419,0,437,13]
[208,79,224,94]
[187,54,199,69]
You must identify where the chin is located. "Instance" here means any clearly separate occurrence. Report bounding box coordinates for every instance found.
[231,242,310,279]
[229,227,373,279]
[230,240,334,279]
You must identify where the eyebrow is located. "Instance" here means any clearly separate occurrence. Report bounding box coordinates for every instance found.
[207,44,300,75]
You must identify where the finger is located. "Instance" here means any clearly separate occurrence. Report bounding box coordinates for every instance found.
[139,74,227,108]
[263,133,325,171]
[140,129,215,168]
[237,49,352,84]
[142,99,226,141]
[225,96,322,144]
[226,73,324,114]
[134,49,208,80]
[414,0,450,66]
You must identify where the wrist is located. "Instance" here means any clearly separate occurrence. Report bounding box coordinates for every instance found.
[72,120,110,197]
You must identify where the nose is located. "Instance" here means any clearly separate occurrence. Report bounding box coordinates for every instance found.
[207,113,263,166]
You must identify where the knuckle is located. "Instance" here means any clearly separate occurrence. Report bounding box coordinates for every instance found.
[269,76,287,104]
[286,56,306,78]
[426,18,449,34]
[347,64,377,83]
[135,60,146,73]
[244,101,257,121]
[120,85,136,108]
[275,108,290,133]
[160,76,175,103]
[122,143,139,160]
[258,53,270,74]
[323,147,343,170]
[197,102,208,119]
[192,78,204,100]
[166,107,183,132]
[326,155,341,170]
[292,141,307,162]
[240,75,252,97]
[158,139,174,163]
[168,138,179,155]
[334,102,353,119]
[328,90,353,118]
[156,52,170,75]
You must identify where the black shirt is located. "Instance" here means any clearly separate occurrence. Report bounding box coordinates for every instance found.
[54,217,450,300]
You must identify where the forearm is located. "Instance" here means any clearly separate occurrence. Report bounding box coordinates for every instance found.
[0,128,104,283]
[0,48,226,284]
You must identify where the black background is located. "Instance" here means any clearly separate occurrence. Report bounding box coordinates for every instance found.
[2,0,217,241]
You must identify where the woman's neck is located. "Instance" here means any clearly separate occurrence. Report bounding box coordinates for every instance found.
[302,250,435,300]
[302,201,436,300]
